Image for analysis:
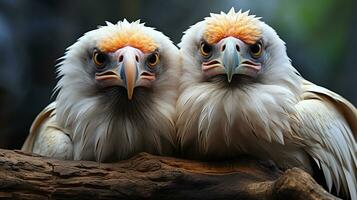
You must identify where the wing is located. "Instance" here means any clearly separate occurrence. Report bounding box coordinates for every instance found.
[21,102,73,160]
[292,80,357,199]
[302,80,357,139]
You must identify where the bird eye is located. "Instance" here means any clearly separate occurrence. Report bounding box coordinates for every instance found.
[147,53,159,68]
[93,50,107,67]
[249,42,263,58]
[200,42,212,57]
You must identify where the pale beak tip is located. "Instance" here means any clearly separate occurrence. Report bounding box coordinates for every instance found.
[127,92,134,100]
[227,73,233,83]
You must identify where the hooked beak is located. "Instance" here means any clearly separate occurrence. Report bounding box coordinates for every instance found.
[120,48,139,100]
[222,38,240,83]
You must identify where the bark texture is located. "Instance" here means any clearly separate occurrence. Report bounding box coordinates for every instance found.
[0,149,338,200]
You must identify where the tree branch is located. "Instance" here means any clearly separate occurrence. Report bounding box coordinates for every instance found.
[0,149,338,200]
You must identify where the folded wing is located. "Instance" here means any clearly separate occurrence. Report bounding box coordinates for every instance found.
[21,102,73,159]
[292,80,357,199]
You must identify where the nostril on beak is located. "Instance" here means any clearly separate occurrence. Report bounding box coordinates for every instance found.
[135,55,139,62]
[222,43,240,52]
[221,44,226,52]
[119,55,124,62]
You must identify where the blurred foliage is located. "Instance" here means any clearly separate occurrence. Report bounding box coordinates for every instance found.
[0,0,356,149]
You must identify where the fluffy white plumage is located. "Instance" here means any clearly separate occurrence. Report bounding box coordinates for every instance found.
[176,8,357,199]
[22,20,180,162]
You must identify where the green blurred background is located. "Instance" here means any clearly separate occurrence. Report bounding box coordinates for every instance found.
[0,0,356,149]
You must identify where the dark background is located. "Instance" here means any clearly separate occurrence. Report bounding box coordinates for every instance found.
[0,0,356,149]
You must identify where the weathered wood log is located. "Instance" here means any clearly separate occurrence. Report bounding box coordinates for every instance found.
[0,149,338,200]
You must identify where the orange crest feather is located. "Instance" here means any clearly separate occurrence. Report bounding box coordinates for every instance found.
[98,23,157,53]
[204,9,262,45]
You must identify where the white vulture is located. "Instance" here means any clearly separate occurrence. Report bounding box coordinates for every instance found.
[22,20,180,162]
[176,8,357,199]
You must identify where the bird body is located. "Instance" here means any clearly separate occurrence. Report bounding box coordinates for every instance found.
[22,20,180,162]
[22,102,73,159]
[176,9,357,199]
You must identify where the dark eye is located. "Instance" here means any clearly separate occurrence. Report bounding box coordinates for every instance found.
[249,41,263,58]
[93,50,107,67]
[147,53,159,68]
[200,42,212,57]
